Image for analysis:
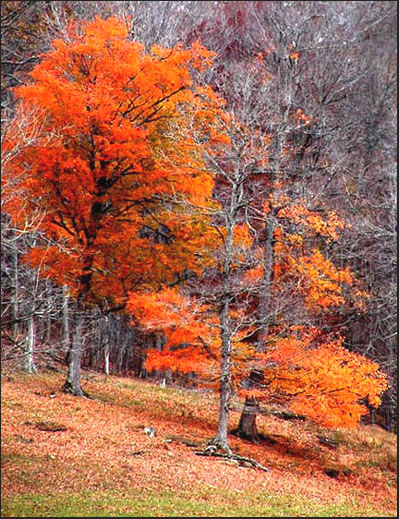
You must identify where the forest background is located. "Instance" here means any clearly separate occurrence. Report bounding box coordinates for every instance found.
[1,1,396,434]
[1,2,397,517]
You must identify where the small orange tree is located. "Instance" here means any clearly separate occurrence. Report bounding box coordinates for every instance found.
[2,16,222,394]
[236,200,386,430]
[253,326,386,429]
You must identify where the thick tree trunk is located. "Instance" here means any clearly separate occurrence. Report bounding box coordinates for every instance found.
[386,390,396,433]
[23,315,37,373]
[237,398,259,439]
[238,398,261,442]
[62,318,88,396]
[386,337,396,433]
[153,335,164,381]
[116,342,125,373]
[62,239,94,395]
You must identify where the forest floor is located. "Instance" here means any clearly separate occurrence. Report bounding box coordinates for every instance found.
[1,370,397,517]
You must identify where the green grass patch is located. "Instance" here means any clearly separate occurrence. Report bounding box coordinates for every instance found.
[1,488,390,518]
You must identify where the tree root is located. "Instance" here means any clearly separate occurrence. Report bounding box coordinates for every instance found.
[167,435,204,448]
[194,449,269,472]
[62,381,92,398]
[230,426,262,444]
[205,438,233,456]
[166,434,269,472]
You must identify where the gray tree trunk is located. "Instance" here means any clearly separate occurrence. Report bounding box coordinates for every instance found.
[46,315,51,344]
[23,315,37,373]
[212,298,233,453]
[210,193,236,455]
[12,250,19,337]
[62,318,87,396]
[104,344,110,375]
[62,286,71,362]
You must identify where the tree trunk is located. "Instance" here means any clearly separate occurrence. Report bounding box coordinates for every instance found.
[237,397,260,440]
[210,299,233,455]
[62,286,71,363]
[104,344,110,375]
[23,315,37,373]
[386,336,396,433]
[12,250,19,337]
[116,343,124,373]
[153,335,164,381]
[210,205,235,455]
[62,317,87,396]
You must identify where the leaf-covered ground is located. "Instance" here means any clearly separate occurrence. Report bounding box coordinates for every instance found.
[1,371,397,517]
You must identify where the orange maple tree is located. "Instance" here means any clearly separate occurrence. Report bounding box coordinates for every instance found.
[263,193,385,421]
[254,327,386,428]
[2,16,222,393]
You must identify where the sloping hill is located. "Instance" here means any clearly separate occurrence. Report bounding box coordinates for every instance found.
[1,372,396,517]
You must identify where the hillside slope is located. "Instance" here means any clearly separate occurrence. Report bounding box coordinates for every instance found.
[1,372,397,517]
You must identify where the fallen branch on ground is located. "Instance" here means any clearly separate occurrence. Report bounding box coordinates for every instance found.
[194,450,269,472]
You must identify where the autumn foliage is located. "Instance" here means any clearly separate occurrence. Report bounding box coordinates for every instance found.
[128,147,387,429]
[128,293,387,429]
[129,220,386,430]
[253,328,387,428]
[2,17,221,308]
